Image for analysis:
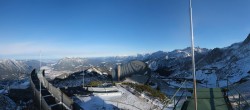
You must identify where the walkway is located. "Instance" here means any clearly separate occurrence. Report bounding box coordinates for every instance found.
[182,88,231,110]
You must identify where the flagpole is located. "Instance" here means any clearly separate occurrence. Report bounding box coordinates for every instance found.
[39,51,42,110]
[189,0,197,110]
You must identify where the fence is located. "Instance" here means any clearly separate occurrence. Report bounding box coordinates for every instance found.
[162,80,188,110]
[40,70,74,109]
[227,79,250,110]
[30,69,73,110]
[30,69,52,110]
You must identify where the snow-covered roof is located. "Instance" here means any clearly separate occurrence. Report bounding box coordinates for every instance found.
[88,86,118,92]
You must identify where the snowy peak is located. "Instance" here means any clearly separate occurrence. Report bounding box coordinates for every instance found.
[58,57,85,64]
[179,47,209,54]
[169,47,209,58]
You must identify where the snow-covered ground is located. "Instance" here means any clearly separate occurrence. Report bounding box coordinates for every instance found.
[75,85,162,110]
[166,69,242,89]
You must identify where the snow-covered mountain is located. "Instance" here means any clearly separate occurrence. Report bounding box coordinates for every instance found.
[1,34,249,90]
[160,34,250,86]
[53,57,87,71]
[0,59,46,81]
[0,59,32,80]
[50,46,209,72]
[195,34,250,83]
[52,56,138,71]
[145,47,210,72]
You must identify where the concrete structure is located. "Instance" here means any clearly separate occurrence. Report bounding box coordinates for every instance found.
[111,60,149,82]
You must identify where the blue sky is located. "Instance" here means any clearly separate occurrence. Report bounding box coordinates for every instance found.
[0,0,249,59]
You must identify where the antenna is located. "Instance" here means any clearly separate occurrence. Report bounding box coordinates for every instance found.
[39,51,42,110]
[82,59,84,88]
[189,0,197,110]
[40,51,41,71]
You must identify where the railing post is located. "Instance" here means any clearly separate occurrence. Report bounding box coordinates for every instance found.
[216,79,219,87]
[238,94,241,110]
[227,78,229,96]
[186,83,188,100]
[206,82,208,88]
[227,77,229,90]
[174,96,176,109]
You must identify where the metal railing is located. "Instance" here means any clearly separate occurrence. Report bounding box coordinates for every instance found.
[162,80,188,110]
[227,79,250,110]
[30,69,73,110]
[39,71,73,109]
[105,100,143,110]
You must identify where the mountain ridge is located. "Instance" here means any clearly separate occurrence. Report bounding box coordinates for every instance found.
[1,34,250,84]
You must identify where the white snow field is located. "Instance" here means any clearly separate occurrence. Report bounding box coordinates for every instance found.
[75,85,164,110]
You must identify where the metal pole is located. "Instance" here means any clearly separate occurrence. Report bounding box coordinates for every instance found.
[174,96,176,108]
[239,94,241,110]
[186,81,188,100]
[189,0,197,110]
[227,77,229,96]
[82,61,84,88]
[39,51,42,110]
[83,72,84,87]
[40,51,41,71]
[227,77,229,90]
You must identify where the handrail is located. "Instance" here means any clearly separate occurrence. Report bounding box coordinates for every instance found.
[230,85,249,107]
[173,90,185,110]
[105,100,143,110]
[31,69,73,110]
[38,70,73,110]
[162,80,187,110]
[227,79,250,109]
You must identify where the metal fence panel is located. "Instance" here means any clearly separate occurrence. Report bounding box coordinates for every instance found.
[62,93,73,108]
[31,70,74,110]
[50,86,62,102]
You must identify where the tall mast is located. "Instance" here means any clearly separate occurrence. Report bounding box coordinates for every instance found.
[189,0,197,110]
[39,51,42,110]
[82,60,84,88]
[40,51,41,71]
